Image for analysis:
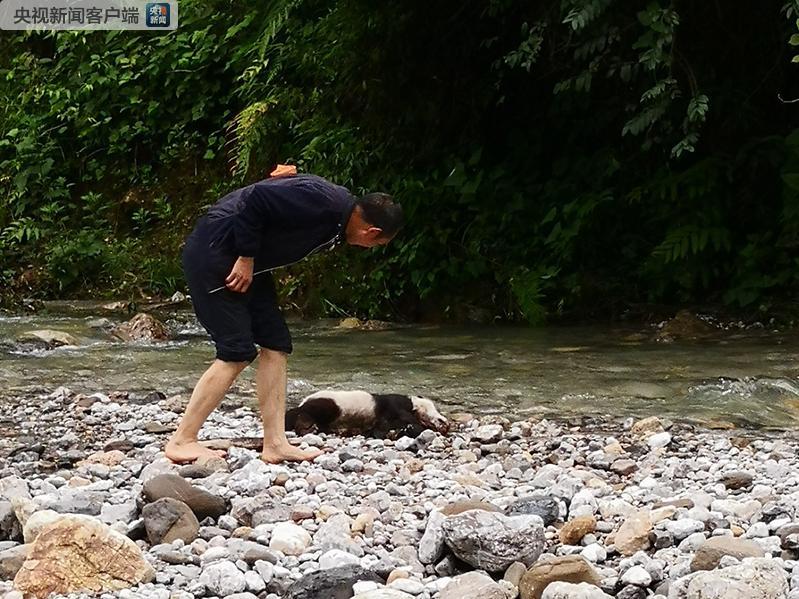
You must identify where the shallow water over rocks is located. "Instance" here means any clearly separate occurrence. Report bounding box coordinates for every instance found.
[1,302,798,428]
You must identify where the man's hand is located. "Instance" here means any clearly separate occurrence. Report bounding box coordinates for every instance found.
[269,164,297,178]
[225,257,254,293]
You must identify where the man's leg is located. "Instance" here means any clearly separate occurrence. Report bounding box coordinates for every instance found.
[257,348,323,463]
[166,359,248,462]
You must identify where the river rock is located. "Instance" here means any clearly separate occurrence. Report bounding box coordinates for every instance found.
[615,511,652,556]
[441,500,502,516]
[0,501,21,541]
[270,521,312,555]
[631,416,663,436]
[720,471,754,490]
[541,582,612,599]
[683,558,788,598]
[354,591,416,599]
[198,560,247,596]
[656,310,714,342]
[142,473,226,520]
[520,555,602,599]
[13,516,154,597]
[284,564,383,599]
[315,513,363,556]
[418,509,446,564]
[142,497,199,544]
[472,425,504,443]
[440,571,507,599]
[690,536,765,571]
[112,313,170,341]
[0,543,29,579]
[443,510,545,572]
[506,496,561,526]
[559,515,596,545]
[16,330,78,348]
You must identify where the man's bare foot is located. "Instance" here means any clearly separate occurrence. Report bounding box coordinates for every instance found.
[165,439,226,464]
[261,442,323,464]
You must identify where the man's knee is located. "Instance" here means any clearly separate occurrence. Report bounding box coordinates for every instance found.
[259,347,289,363]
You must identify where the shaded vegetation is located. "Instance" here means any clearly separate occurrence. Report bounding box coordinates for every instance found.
[2,1,799,322]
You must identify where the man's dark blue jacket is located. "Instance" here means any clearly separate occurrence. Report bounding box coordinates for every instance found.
[203,174,355,270]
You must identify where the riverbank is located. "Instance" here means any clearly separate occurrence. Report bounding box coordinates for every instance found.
[1,387,798,598]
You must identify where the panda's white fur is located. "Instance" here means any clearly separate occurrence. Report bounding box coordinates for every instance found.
[300,390,377,419]
[410,395,448,431]
[290,389,449,435]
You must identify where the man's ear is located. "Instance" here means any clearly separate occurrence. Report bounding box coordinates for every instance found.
[367,227,383,238]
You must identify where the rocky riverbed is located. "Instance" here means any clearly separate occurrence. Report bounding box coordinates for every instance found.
[1,387,799,599]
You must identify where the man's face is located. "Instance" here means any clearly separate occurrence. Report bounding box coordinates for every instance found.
[347,226,393,248]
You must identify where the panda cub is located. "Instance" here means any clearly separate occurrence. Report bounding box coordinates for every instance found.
[285,390,449,438]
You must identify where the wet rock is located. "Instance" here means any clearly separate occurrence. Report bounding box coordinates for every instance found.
[112,313,170,342]
[689,536,765,571]
[443,510,545,572]
[520,555,602,599]
[13,516,154,597]
[559,515,597,545]
[142,497,199,545]
[284,564,383,599]
[684,558,788,597]
[16,330,78,349]
[440,571,508,599]
[506,496,561,526]
[142,473,226,520]
[178,464,215,479]
[656,310,714,342]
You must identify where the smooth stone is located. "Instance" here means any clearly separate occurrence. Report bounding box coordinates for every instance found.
[541,582,612,599]
[142,497,199,545]
[440,571,507,599]
[559,516,597,546]
[270,521,312,556]
[283,564,383,599]
[506,496,561,526]
[519,555,602,599]
[440,500,502,517]
[142,474,226,520]
[690,536,766,571]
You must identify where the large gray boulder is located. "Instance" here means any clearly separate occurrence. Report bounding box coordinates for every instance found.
[670,558,788,599]
[442,509,545,572]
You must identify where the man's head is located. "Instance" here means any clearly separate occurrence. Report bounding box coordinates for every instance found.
[345,192,403,247]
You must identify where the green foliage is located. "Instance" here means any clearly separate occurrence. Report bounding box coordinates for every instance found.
[1,0,799,320]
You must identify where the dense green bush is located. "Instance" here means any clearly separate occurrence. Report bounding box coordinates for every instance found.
[1,1,799,321]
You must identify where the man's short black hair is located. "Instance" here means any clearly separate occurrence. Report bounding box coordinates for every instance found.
[356,193,404,238]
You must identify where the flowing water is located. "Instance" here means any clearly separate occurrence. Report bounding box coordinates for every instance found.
[1,302,799,429]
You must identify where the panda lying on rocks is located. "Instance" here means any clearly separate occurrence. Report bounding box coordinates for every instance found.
[285,390,450,438]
